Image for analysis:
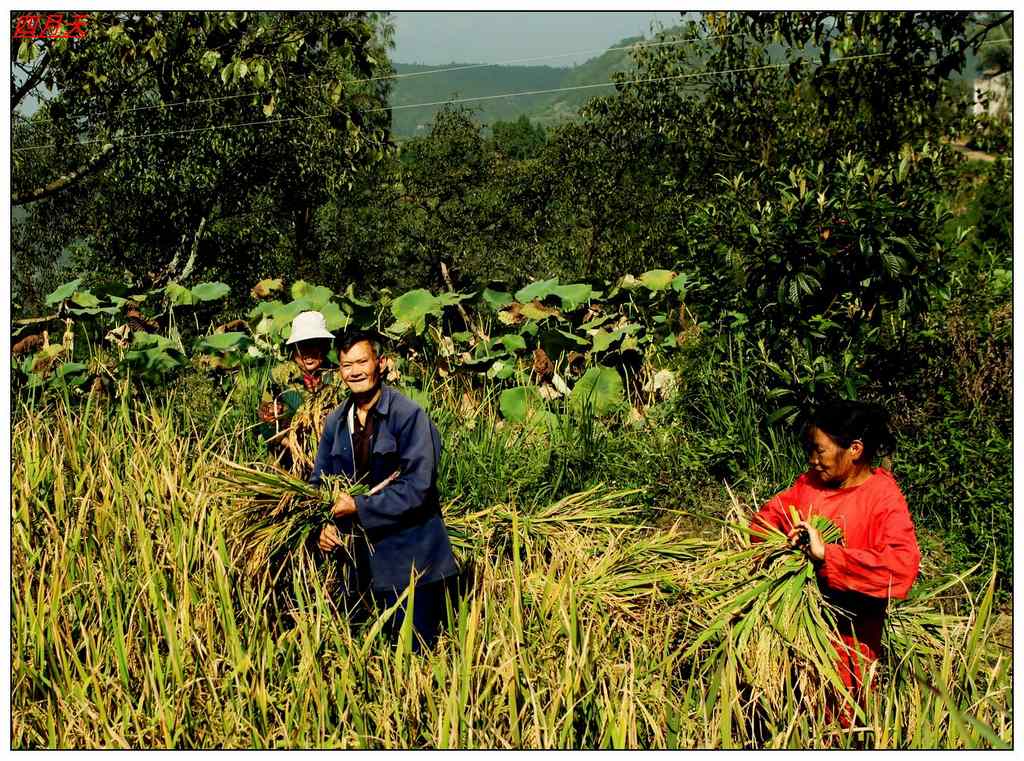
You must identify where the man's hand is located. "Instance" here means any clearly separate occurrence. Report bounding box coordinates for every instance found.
[318,523,344,552]
[331,492,358,518]
[788,520,825,563]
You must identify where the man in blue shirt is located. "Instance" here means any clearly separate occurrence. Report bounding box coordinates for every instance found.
[312,331,458,649]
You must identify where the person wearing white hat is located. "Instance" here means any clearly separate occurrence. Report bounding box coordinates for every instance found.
[257,311,339,470]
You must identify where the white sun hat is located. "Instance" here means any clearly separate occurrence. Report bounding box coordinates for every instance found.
[286,310,336,345]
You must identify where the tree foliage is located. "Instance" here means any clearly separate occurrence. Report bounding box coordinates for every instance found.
[13,11,395,311]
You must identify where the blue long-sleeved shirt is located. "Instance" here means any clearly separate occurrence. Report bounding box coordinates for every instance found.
[310,384,458,591]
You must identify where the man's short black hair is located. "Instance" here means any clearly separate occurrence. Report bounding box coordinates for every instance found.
[338,330,383,357]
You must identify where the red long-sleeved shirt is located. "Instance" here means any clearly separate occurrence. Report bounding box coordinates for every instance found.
[750,468,921,669]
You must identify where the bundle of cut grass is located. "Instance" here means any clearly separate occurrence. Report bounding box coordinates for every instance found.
[280,381,348,477]
[680,506,862,739]
[524,524,715,624]
[445,484,645,555]
[215,457,372,579]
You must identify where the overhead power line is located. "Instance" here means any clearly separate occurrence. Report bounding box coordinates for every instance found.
[12,47,1006,153]
[379,54,886,113]
[22,32,1008,126]
[361,31,751,83]
[20,31,748,125]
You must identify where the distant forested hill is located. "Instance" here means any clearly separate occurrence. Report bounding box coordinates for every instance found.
[389,27,986,137]
[389,33,648,136]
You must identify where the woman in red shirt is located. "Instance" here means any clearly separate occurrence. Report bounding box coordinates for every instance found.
[750,401,921,721]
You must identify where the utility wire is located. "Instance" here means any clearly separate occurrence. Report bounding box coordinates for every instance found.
[19,31,748,124]
[12,47,1004,152]
[23,32,1008,126]
[361,31,750,82]
[379,55,885,113]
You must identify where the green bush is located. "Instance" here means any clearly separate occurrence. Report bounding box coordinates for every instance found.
[897,412,1011,590]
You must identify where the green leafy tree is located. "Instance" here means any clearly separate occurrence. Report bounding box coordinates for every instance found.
[12,11,395,311]
[384,107,556,293]
[543,12,1001,407]
[490,115,546,160]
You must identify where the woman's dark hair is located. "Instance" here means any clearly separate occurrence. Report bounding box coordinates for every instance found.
[803,400,896,462]
[338,330,383,357]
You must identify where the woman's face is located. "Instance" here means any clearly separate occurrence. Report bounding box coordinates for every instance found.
[805,426,861,487]
[292,341,327,374]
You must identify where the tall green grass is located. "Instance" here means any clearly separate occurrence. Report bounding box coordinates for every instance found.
[11,384,1011,748]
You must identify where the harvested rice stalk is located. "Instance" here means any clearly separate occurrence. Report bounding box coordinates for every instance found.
[281,382,348,477]
[681,509,862,732]
[215,457,391,579]
[523,524,712,624]
[445,484,644,554]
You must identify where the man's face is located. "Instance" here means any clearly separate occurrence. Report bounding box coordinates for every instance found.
[339,340,381,396]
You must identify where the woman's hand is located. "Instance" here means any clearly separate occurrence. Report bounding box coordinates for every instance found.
[258,401,284,423]
[788,520,826,563]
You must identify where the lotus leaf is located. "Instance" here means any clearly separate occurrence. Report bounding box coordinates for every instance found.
[344,283,374,308]
[319,302,351,332]
[462,353,499,368]
[590,328,624,354]
[191,282,230,302]
[518,301,562,321]
[552,283,592,310]
[482,288,514,309]
[198,332,251,352]
[45,278,83,306]
[384,320,409,336]
[487,360,516,381]
[494,334,527,353]
[56,362,88,378]
[555,329,589,347]
[499,385,544,423]
[514,278,559,303]
[70,290,100,308]
[570,366,625,416]
[250,300,284,321]
[69,305,121,316]
[166,283,196,306]
[579,313,613,331]
[620,334,643,352]
[390,289,438,334]
[639,269,676,291]
[497,308,523,326]
[136,348,183,373]
[131,333,177,351]
[291,280,334,309]
[537,327,589,360]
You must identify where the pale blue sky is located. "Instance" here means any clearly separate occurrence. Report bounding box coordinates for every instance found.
[391,11,685,67]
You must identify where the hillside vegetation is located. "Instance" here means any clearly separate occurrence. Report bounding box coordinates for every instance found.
[390,32,649,136]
